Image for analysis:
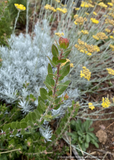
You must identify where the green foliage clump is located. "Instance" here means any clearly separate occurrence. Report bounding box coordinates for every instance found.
[0,2,12,46]
[68,119,99,153]
[0,37,80,159]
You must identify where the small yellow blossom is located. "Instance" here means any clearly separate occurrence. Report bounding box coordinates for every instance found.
[91,18,99,24]
[70,63,74,68]
[81,30,89,35]
[88,103,95,110]
[110,44,114,51]
[60,59,73,68]
[105,18,114,26]
[107,2,113,6]
[93,35,99,40]
[80,66,91,81]
[14,3,26,11]
[85,12,89,15]
[101,97,111,108]
[81,1,94,8]
[74,17,87,25]
[74,14,78,19]
[105,28,111,33]
[56,8,67,13]
[87,52,92,56]
[110,36,114,39]
[44,4,56,12]
[98,2,107,8]
[75,8,80,11]
[106,68,114,75]
[93,12,97,15]
[93,32,108,40]
[55,32,64,37]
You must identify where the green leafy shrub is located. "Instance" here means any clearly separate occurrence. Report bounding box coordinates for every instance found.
[68,119,99,153]
[0,2,12,46]
[0,37,80,159]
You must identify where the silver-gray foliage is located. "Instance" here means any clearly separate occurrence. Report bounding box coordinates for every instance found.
[0,19,52,113]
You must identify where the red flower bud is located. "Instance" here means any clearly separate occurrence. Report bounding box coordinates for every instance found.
[59,37,69,49]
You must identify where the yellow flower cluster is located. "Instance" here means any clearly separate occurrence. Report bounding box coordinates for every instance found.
[75,39,100,56]
[81,1,94,8]
[101,97,111,108]
[81,30,89,35]
[91,18,99,24]
[55,32,64,37]
[105,28,111,33]
[110,35,114,39]
[106,68,114,75]
[75,8,80,11]
[14,3,26,11]
[88,103,95,110]
[80,66,91,81]
[74,16,87,25]
[85,12,90,16]
[60,59,74,68]
[107,2,113,7]
[98,2,107,8]
[44,4,56,12]
[110,44,114,51]
[105,18,114,26]
[74,14,79,19]
[93,32,108,40]
[108,13,114,18]
[56,8,67,13]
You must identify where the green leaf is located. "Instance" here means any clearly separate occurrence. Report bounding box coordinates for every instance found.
[88,132,98,140]
[52,44,59,57]
[89,127,94,132]
[52,57,58,65]
[63,46,72,58]
[11,122,16,129]
[20,122,27,128]
[57,59,66,63]
[40,88,47,100]
[3,123,10,131]
[44,75,55,90]
[86,134,90,143]
[34,109,41,119]
[85,142,89,149]
[56,80,70,96]
[48,63,53,78]
[47,56,56,67]
[13,129,18,135]
[29,94,36,101]
[46,95,54,103]
[59,63,70,81]
[21,128,25,135]
[91,139,99,148]
[30,112,37,122]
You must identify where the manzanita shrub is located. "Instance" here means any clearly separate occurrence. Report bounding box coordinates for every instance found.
[0,37,80,159]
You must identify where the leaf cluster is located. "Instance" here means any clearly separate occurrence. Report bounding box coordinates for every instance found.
[68,119,99,152]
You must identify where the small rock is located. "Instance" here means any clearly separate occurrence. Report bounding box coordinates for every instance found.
[96,129,107,144]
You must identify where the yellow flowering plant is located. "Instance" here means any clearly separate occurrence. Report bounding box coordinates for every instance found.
[1,0,114,159]
[7,0,27,28]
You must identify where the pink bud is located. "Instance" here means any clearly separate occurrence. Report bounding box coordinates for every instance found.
[59,37,69,49]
